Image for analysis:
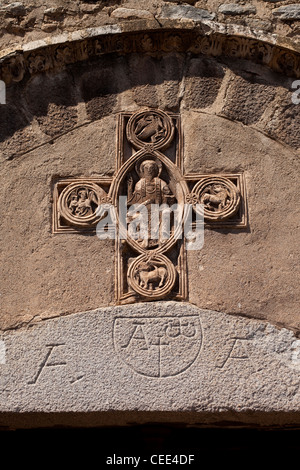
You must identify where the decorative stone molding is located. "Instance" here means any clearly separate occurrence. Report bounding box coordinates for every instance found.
[0,20,300,85]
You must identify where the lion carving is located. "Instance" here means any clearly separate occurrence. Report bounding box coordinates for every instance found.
[201,184,230,211]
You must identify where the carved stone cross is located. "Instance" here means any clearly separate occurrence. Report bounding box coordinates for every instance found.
[53,109,247,304]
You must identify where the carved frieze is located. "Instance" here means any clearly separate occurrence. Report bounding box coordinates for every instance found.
[1,30,300,85]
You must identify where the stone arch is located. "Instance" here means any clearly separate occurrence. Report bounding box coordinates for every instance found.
[0,20,299,161]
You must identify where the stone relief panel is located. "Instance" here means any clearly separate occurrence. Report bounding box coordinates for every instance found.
[52,178,111,233]
[111,109,189,303]
[52,109,248,303]
[127,254,177,300]
[185,173,247,228]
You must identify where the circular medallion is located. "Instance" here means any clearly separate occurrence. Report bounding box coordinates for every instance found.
[126,109,174,150]
[58,182,106,227]
[128,254,176,299]
[193,177,240,221]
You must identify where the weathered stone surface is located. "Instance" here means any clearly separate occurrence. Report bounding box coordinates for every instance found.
[165,0,197,3]
[0,115,117,330]
[219,4,256,16]
[0,2,27,16]
[80,59,120,121]
[1,51,299,332]
[0,1,298,432]
[111,8,153,20]
[0,0,298,53]
[158,4,215,21]
[25,71,78,137]
[44,7,65,19]
[221,73,276,125]
[184,57,225,109]
[0,341,5,364]
[266,93,300,149]
[183,111,300,333]
[0,302,300,427]
[272,5,300,20]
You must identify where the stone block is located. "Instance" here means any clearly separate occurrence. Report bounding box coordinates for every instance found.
[272,5,300,20]
[111,8,153,20]
[44,7,66,18]
[158,4,215,21]
[183,57,225,109]
[25,71,78,137]
[0,302,300,428]
[221,74,276,125]
[0,2,26,17]
[219,4,256,16]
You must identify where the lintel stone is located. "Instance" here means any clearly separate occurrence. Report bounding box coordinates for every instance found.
[1,302,300,428]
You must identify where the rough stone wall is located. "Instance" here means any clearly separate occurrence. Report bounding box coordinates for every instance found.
[0,0,299,51]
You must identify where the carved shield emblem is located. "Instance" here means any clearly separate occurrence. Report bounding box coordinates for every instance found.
[113,315,202,378]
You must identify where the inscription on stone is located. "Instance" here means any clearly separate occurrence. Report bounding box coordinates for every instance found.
[0,303,299,417]
[215,337,251,369]
[113,315,202,378]
[28,343,67,385]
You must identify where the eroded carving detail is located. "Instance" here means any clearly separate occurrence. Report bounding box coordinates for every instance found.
[185,173,247,227]
[53,178,111,232]
[126,109,174,150]
[1,30,299,84]
[1,54,25,84]
[58,182,106,227]
[127,158,176,249]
